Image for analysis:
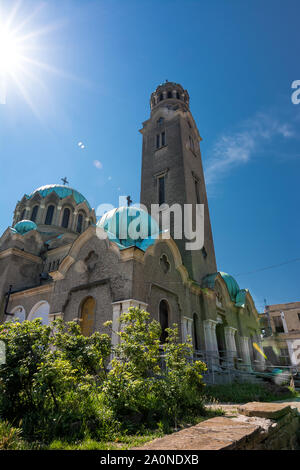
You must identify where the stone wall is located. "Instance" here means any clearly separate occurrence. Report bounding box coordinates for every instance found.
[136,402,300,450]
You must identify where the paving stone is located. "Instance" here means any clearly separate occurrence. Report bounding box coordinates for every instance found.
[237,402,291,419]
[135,417,261,450]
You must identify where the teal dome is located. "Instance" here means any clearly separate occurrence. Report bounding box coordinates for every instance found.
[219,272,240,301]
[97,206,159,252]
[26,185,91,211]
[13,220,37,235]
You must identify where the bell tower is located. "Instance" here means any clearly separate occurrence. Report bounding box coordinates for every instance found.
[140,82,217,283]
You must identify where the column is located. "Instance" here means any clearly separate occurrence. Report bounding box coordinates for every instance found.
[36,204,45,224]
[111,299,149,347]
[203,319,219,368]
[72,211,78,231]
[182,317,193,343]
[224,327,237,364]
[240,336,251,370]
[53,204,62,226]
[255,338,266,371]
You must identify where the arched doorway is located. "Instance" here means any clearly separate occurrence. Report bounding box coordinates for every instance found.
[28,301,50,325]
[80,297,95,337]
[159,300,169,343]
[216,322,226,358]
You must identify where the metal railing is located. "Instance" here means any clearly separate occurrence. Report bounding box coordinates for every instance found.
[192,349,300,385]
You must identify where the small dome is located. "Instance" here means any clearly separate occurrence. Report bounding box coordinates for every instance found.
[219,272,240,301]
[26,184,91,210]
[13,220,37,235]
[97,206,159,252]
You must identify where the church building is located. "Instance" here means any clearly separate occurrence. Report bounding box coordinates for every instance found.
[0,82,263,370]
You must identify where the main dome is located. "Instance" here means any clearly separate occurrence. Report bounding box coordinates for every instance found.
[97,206,159,252]
[26,185,92,210]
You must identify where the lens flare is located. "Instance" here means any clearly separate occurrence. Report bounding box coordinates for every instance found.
[253,342,267,360]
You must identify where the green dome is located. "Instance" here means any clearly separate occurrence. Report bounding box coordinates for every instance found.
[26,184,91,211]
[219,272,240,301]
[202,271,241,303]
[13,220,37,235]
[97,206,159,252]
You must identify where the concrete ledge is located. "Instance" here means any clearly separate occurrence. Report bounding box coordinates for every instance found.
[136,402,300,450]
[237,402,292,419]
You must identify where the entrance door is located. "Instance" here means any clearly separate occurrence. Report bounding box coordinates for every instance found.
[80,297,95,336]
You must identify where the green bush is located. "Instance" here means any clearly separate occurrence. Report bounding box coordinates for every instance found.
[0,421,27,450]
[103,307,207,429]
[0,318,113,441]
[0,309,207,443]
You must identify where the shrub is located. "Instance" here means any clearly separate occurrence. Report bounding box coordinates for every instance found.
[103,307,206,429]
[0,318,113,441]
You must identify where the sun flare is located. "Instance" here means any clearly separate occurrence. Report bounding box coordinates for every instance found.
[0,27,22,74]
[0,1,66,110]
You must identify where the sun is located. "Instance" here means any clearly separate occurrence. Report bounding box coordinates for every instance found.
[0,1,67,109]
[0,27,22,74]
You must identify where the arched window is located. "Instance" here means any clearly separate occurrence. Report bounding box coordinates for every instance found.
[8,306,26,323]
[45,205,54,225]
[80,297,95,337]
[20,209,26,220]
[31,205,39,222]
[76,214,84,233]
[159,93,163,101]
[61,208,70,228]
[159,300,169,343]
[193,313,200,350]
[167,91,172,98]
[176,92,180,99]
[28,301,50,325]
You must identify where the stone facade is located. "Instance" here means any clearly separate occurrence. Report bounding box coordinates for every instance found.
[261,301,300,368]
[0,82,263,373]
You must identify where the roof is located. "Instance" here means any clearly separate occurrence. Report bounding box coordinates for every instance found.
[12,219,37,235]
[97,206,159,252]
[202,271,246,306]
[26,185,92,211]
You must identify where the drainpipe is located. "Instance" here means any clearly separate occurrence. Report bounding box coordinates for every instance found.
[4,285,15,317]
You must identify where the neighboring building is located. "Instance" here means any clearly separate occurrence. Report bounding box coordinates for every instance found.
[261,302,300,369]
[0,82,264,371]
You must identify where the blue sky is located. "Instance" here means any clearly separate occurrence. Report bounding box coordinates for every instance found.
[0,0,299,310]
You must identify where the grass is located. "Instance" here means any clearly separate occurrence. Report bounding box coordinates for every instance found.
[204,381,299,404]
[0,408,224,450]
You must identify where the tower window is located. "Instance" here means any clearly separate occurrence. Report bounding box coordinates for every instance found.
[76,214,83,233]
[45,205,54,225]
[62,208,71,228]
[156,134,160,149]
[176,91,180,99]
[31,205,39,223]
[20,209,26,220]
[195,179,200,204]
[161,131,166,146]
[157,117,164,126]
[167,91,172,98]
[158,176,165,205]
[159,93,163,101]
[189,135,195,152]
